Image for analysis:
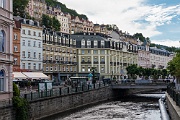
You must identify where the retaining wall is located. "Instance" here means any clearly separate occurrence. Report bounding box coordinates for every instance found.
[166,93,180,120]
[29,86,113,120]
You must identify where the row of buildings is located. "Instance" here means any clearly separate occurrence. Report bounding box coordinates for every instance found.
[0,0,175,102]
[25,0,114,34]
[12,17,174,83]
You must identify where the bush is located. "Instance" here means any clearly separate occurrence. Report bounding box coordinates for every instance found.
[13,83,20,97]
[13,97,29,120]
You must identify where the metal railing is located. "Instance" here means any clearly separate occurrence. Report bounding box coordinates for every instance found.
[167,83,180,107]
[21,83,109,101]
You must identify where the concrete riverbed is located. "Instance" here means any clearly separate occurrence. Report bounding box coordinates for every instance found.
[44,94,164,120]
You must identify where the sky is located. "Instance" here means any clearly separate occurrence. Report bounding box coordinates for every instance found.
[58,0,180,47]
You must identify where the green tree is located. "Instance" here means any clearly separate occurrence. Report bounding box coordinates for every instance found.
[161,69,168,79]
[52,16,61,31]
[42,15,60,31]
[126,64,139,79]
[13,0,29,17]
[13,83,20,97]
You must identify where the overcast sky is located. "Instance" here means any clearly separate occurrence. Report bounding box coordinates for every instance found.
[58,0,180,47]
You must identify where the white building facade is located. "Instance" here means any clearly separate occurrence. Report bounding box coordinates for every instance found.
[149,47,172,69]
[0,0,13,100]
[20,19,43,71]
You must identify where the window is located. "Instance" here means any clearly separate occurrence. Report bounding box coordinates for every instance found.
[46,66,48,71]
[101,50,105,54]
[39,53,41,59]
[81,50,85,54]
[81,57,85,62]
[101,40,104,48]
[0,30,5,52]
[28,52,31,58]
[101,67,105,73]
[22,63,25,69]
[81,39,85,48]
[38,63,41,70]
[94,40,97,48]
[88,50,91,54]
[14,34,17,40]
[101,57,105,62]
[38,32,41,37]
[0,0,5,8]
[22,29,25,34]
[28,41,31,46]
[50,66,53,71]
[28,63,31,69]
[38,42,41,48]
[33,63,36,70]
[33,32,36,36]
[14,58,17,65]
[0,70,5,91]
[82,67,85,72]
[14,46,18,52]
[22,40,25,46]
[22,51,25,58]
[33,41,36,47]
[33,52,36,58]
[28,30,31,35]
[93,50,97,54]
[88,67,91,72]
[87,40,91,48]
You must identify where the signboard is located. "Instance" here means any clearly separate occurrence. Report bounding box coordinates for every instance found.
[46,82,52,90]
[38,83,46,92]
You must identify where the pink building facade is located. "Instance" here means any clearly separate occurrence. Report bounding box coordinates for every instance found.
[0,0,13,100]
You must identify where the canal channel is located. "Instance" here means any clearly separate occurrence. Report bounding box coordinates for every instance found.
[44,94,164,120]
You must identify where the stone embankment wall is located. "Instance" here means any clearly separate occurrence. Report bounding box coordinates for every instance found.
[0,105,14,120]
[166,93,180,120]
[30,86,113,120]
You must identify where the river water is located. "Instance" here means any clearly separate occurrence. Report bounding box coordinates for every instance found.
[45,94,164,120]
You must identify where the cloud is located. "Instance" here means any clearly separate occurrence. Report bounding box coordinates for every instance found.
[151,39,180,47]
[58,0,180,45]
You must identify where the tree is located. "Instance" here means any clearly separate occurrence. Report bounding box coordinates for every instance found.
[161,69,168,79]
[167,49,180,81]
[52,16,61,31]
[42,15,61,31]
[126,64,139,79]
[13,0,29,17]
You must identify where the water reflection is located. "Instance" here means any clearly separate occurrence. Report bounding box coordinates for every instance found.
[46,94,164,120]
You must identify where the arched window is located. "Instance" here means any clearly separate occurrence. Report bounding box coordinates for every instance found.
[0,70,5,91]
[0,30,5,52]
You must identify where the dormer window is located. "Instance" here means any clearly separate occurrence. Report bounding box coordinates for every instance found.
[94,40,97,48]
[101,40,104,48]
[81,39,85,48]
[87,40,91,48]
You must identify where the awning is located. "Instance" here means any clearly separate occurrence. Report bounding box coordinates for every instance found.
[22,72,49,79]
[13,72,27,79]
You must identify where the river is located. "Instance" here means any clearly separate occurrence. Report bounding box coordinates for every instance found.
[45,94,164,120]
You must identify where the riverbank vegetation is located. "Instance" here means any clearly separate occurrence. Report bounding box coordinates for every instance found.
[12,83,30,120]
[126,64,168,80]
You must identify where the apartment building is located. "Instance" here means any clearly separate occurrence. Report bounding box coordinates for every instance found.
[137,39,151,68]
[42,28,77,82]
[55,12,70,34]
[93,24,111,35]
[70,16,83,34]
[149,47,173,69]
[20,19,43,71]
[13,18,21,72]
[0,0,13,100]
[82,20,94,33]
[26,0,47,21]
[71,33,138,80]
